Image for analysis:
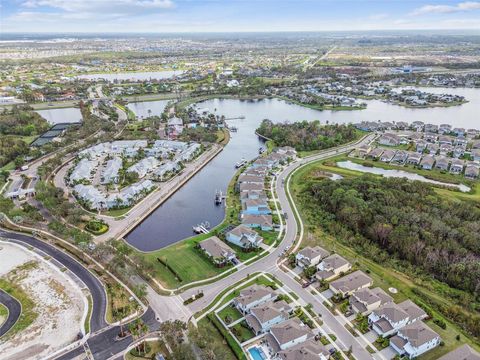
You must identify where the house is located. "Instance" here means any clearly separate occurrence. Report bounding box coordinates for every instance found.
[465,163,480,179]
[239,182,264,193]
[426,142,439,155]
[369,299,428,337]
[367,148,384,160]
[241,190,268,203]
[435,156,450,171]
[275,146,297,160]
[316,254,352,281]
[453,145,466,159]
[295,246,330,269]
[198,236,236,266]
[472,140,480,149]
[425,124,438,133]
[329,270,373,297]
[153,161,180,181]
[378,133,401,147]
[452,127,465,136]
[406,152,422,165]
[424,132,437,143]
[438,135,453,145]
[242,198,271,216]
[234,285,276,314]
[242,214,273,231]
[415,140,428,153]
[391,150,408,165]
[380,149,396,163]
[127,157,160,178]
[266,318,314,353]
[472,149,480,162]
[438,344,480,360]
[277,339,330,360]
[390,321,441,359]
[440,143,453,156]
[237,174,264,186]
[420,155,435,170]
[411,121,424,131]
[349,287,393,315]
[226,225,263,249]
[245,300,291,335]
[354,145,371,158]
[455,136,468,147]
[439,124,452,134]
[101,157,122,184]
[450,159,464,174]
[70,158,98,184]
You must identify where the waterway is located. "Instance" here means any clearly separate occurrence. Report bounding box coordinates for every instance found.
[76,70,183,82]
[36,107,83,124]
[337,160,471,192]
[125,87,480,251]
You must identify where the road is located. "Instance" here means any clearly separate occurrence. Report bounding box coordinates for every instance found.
[0,229,108,333]
[0,289,21,338]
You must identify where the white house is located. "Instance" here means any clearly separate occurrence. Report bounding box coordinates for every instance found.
[267,318,313,352]
[233,285,276,314]
[295,246,330,269]
[245,300,291,335]
[316,254,352,281]
[390,321,441,359]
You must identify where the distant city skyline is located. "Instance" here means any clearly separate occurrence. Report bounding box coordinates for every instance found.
[1,0,480,33]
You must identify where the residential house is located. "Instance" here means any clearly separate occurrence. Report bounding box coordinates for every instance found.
[420,155,435,170]
[295,246,330,269]
[411,121,424,132]
[349,287,393,315]
[454,145,466,159]
[70,158,98,184]
[242,198,271,216]
[234,285,276,314]
[237,174,265,186]
[455,136,468,147]
[472,140,480,150]
[438,135,453,145]
[435,156,450,171]
[472,149,480,162]
[226,225,263,249]
[452,128,465,136]
[406,152,422,165]
[380,149,396,163]
[276,339,330,360]
[316,254,352,281]
[245,300,291,335]
[378,133,401,147]
[266,318,314,353]
[425,124,439,133]
[439,124,452,134]
[440,143,453,156]
[426,142,439,155]
[424,132,437,143]
[450,159,464,174]
[354,145,371,158]
[242,214,273,231]
[101,157,122,184]
[367,148,384,160]
[415,140,428,153]
[240,182,264,193]
[369,299,428,337]
[153,161,180,181]
[391,150,408,165]
[198,236,236,266]
[390,321,441,359]
[329,270,373,297]
[127,157,160,178]
[465,163,480,179]
[438,345,480,360]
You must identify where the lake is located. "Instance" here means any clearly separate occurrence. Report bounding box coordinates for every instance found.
[36,107,83,124]
[76,70,183,82]
[127,100,169,119]
[337,160,471,192]
[125,87,480,251]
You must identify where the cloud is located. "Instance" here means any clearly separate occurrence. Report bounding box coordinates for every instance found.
[410,1,480,15]
[22,0,174,12]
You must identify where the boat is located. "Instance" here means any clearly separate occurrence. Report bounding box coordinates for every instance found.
[214,190,223,205]
[229,126,238,132]
[259,147,265,154]
[235,158,247,168]
[193,221,211,234]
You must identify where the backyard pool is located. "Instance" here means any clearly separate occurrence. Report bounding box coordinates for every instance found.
[248,347,267,360]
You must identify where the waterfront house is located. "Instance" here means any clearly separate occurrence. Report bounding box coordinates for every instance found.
[198,236,236,266]
[390,321,440,359]
[266,318,314,353]
[450,159,464,174]
[420,155,435,170]
[354,145,371,158]
[245,300,291,335]
[275,146,297,160]
[380,149,396,163]
[237,174,265,186]
[438,345,480,360]
[240,182,264,193]
[153,161,180,181]
[277,339,330,360]
[74,184,106,210]
[226,225,263,249]
[378,133,401,147]
[465,163,480,179]
[234,285,276,314]
[411,121,424,132]
[435,156,450,171]
[391,150,408,165]
[439,124,452,134]
[369,299,428,337]
[295,246,330,269]
[242,198,271,216]
[425,124,439,133]
[240,190,268,204]
[406,152,422,165]
[349,287,393,315]
[452,127,466,136]
[316,254,352,281]
[127,157,160,178]
[242,214,273,231]
[111,140,148,156]
[367,148,384,160]
[329,270,373,297]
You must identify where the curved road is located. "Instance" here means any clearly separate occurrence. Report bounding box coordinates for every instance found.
[0,229,108,333]
[0,289,21,338]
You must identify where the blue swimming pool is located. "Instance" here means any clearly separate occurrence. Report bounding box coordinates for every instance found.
[248,347,266,360]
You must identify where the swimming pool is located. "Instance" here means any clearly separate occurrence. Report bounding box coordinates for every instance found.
[248,347,266,360]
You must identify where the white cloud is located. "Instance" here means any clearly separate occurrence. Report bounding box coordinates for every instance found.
[411,1,480,15]
[22,0,174,12]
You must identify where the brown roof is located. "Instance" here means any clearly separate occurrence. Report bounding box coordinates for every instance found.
[438,345,480,360]
[270,318,313,347]
[228,224,258,238]
[398,321,440,348]
[330,270,372,294]
[352,287,393,307]
[242,214,273,227]
[298,246,330,261]
[398,300,427,321]
[321,253,350,271]
[277,339,330,360]
[199,236,235,259]
[373,302,409,323]
[250,300,291,324]
[236,285,276,307]
[239,182,264,192]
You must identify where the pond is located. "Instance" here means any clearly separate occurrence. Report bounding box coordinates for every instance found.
[36,107,83,124]
[126,87,480,251]
[127,100,169,119]
[336,160,471,192]
[76,70,184,82]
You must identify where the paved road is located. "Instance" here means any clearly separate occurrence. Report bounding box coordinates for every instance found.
[0,229,108,333]
[0,289,21,338]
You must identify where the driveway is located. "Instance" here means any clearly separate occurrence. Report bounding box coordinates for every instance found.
[379,346,398,359]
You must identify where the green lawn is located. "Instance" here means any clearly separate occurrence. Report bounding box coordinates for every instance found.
[218,305,243,325]
[289,157,480,354]
[104,207,131,217]
[231,321,255,343]
[125,340,168,360]
[0,303,8,325]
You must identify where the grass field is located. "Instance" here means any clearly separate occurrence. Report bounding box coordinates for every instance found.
[289,157,480,356]
[125,340,168,360]
[218,305,243,324]
[0,303,8,325]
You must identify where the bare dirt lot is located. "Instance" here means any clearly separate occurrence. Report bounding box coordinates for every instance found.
[0,242,86,360]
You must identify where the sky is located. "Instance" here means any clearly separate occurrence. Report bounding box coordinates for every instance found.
[1,0,480,33]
